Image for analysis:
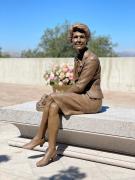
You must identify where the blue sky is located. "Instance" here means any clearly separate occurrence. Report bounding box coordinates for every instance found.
[0,0,135,53]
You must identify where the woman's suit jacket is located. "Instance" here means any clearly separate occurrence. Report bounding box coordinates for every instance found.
[67,50,103,99]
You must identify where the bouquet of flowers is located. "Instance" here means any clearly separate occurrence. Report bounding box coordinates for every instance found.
[44,64,74,90]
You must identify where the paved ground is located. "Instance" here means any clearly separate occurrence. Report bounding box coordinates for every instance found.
[0,83,135,180]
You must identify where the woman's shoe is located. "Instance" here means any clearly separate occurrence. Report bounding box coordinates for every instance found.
[36,149,57,167]
[22,138,45,150]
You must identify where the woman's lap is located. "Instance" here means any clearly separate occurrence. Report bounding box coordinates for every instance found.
[50,92,102,115]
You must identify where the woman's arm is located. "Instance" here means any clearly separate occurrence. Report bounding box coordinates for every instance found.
[66,57,99,94]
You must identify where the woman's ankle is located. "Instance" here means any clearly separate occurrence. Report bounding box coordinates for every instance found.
[48,146,56,152]
[33,136,44,140]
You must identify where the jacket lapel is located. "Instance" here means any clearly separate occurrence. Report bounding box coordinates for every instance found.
[77,58,85,75]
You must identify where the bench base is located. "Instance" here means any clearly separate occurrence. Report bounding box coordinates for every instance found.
[12,123,135,156]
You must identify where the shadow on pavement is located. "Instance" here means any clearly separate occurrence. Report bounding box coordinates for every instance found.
[28,153,45,159]
[39,166,86,180]
[0,155,10,163]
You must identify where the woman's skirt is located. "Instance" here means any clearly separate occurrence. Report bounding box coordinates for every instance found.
[50,92,102,115]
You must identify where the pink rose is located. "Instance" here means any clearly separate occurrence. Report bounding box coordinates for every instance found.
[49,73,55,80]
[62,67,69,73]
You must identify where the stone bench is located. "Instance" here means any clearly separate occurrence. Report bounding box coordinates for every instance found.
[0,101,135,170]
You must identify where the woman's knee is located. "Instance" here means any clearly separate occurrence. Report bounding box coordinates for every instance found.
[49,102,59,114]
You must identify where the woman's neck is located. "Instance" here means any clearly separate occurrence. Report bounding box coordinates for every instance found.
[76,47,88,60]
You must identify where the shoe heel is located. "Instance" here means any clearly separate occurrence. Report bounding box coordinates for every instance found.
[52,152,57,161]
[39,138,45,147]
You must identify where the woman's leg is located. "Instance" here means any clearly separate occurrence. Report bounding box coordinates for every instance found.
[36,102,60,167]
[23,97,54,149]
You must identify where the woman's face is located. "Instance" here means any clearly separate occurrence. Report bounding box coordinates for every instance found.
[72,31,87,52]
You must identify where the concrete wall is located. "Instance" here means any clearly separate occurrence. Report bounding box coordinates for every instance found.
[100,57,135,91]
[0,57,135,91]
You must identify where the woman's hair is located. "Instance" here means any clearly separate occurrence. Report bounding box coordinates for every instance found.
[68,23,91,43]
